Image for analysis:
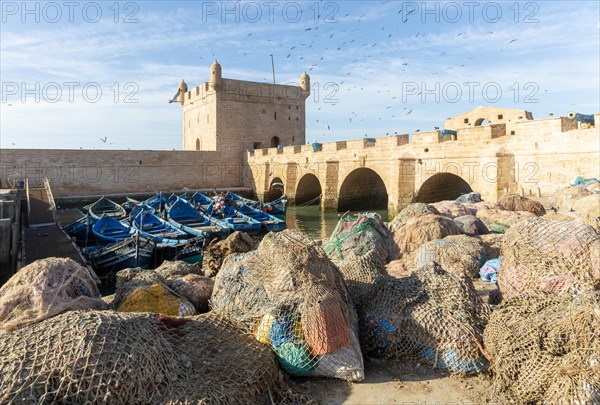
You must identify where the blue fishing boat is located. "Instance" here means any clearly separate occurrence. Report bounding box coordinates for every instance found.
[64,214,97,242]
[142,192,169,213]
[92,215,137,244]
[235,203,286,232]
[83,235,155,277]
[190,191,214,210]
[167,197,230,238]
[131,210,188,241]
[226,192,287,218]
[208,205,262,233]
[88,197,128,220]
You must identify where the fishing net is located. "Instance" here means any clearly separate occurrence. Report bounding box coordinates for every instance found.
[543,211,578,222]
[155,259,204,278]
[358,263,490,375]
[484,291,600,404]
[0,310,313,404]
[202,231,256,277]
[0,257,106,332]
[211,229,364,382]
[167,274,214,313]
[572,194,600,231]
[462,201,502,216]
[391,214,461,263]
[323,213,392,265]
[499,217,600,300]
[337,249,387,305]
[414,235,487,278]
[453,215,489,236]
[498,193,546,216]
[479,233,503,260]
[456,192,482,204]
[551,186,593,212]
[387,203,439,232]
[431,200,471,219]
[475,208,536,233]
[112,268,196,316]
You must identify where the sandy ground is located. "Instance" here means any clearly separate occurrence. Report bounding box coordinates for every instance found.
[290,358,493,404]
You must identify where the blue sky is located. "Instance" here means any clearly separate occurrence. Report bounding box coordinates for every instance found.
[1,0,599,149]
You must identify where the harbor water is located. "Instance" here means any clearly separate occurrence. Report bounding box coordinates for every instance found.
[284,205,388,240]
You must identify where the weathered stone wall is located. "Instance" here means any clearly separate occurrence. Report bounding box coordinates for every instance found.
[0,149,245,197]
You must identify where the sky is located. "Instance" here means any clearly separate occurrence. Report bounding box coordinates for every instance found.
[1,0,599,150]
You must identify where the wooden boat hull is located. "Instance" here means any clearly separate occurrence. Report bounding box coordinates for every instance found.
[89,197,128,220]
[83,236,155,278]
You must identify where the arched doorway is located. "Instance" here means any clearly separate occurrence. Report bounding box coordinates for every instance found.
[267,177,284,202]
[195,138,200,150]
[474,118,488,126]
[415,173,472,203]
[271,136,280,147]
[295,173,322,205]
[338,168,388,211]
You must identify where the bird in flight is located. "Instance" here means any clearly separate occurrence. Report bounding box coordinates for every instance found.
[99,137,107,143]
[168,88,180,103]
[509,39,518,44]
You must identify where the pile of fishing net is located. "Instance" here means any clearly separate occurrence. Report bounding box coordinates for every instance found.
[358,263,491,375]
[387,203,439,232]
[414,235,488,278]
[475,208,536,233]
[323,212,392,265]
[498,193,546,216]
[484,291,599,404]
[0,310,313,404]
[155,259,204,278]
[453,215,489,236]
[543,211,578,222]
[462,201,501,215]
[211,230,364,382]
[0,258,106,332]
[391,214,461,264]
[551,186,593,211]
[112,264,213,315]
[431,200,471,218]
[479,233,503,260]
[338,249,387,306]
[572,194,600,231]
[456,192,482,204]
[499,217,600,300]
[202,231,255,277]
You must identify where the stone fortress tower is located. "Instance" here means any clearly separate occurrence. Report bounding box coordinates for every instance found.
[180,60,310,155]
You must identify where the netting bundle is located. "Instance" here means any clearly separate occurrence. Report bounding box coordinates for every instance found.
[112,268,196,316]
[391,214,461,263]
[211,230,364,382]
[0,257,106,332]
[484,291,600,404]
[0,310,295,404]
[499,217,600,300]
[475,208,536,233]
[387,203,439,232]
[337,249,387,305]
[572,194,600,231]
[431,200,471,219]
[323,213,392,265]
[358,264,490,375]
[453,215,489,236]
[498,193,546,216]
[202,231,256,276]
[414,235,487,278]
[456,192,482,204]
[551,186,593,212]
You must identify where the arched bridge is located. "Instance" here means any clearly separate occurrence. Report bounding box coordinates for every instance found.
[245,113,599,218]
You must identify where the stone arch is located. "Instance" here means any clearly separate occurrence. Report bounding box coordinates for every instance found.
[271,136,280,148]
[267,177,284,202]
[195,138,200,150]
[415,173,472,203]
[338,168,388,211]
[474,118,488,126]
[295,173,322,205]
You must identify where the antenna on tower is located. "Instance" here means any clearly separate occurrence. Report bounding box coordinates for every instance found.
[270,54,276,84]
